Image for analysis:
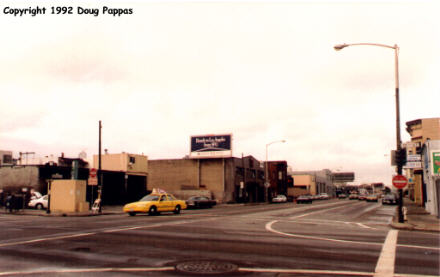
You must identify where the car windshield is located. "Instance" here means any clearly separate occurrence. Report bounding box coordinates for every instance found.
[140,194,160,202]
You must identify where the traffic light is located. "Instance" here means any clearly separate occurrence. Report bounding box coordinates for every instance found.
[395,148,407,167]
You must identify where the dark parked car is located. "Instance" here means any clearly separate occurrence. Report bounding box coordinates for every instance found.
[349,193,359,200]
[186,196,217,209]
[338,193,347,199]
[382,194,397,205]
[296,195,312,204]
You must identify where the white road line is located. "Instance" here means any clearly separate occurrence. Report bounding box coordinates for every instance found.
[0,218,218,248]
[2,266,438,277]
[0,267,175,276]
[265,220,383,246]
[357,223,376,230]
[266,220,440,251]
[289,201,366,220]
[374,229,398,277]
[239,267,372,275]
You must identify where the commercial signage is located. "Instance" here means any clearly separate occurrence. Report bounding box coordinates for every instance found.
[407,154,421,162]
[403,162,422,169]
[190,134,232,159]
[432,151,440,176]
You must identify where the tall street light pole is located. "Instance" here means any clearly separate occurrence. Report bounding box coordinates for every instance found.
[265,140,286,202]
[334,42,404,222]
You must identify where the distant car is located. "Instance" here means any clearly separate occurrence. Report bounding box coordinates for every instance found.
[338,194,347,199]
[186,196,217,208]
[123,193,187,216]
[272,195,287,203]
[349,194,358,200]
[358,194,368,201]
[28,195,48,210]
[318,193,330,200]
[382,194,397,205]
[297,195,312,204]
[366,194,379,202]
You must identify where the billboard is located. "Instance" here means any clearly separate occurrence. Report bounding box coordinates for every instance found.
[432,151,440,176]
[190,134,232,159]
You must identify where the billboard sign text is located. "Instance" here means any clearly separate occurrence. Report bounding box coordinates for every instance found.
[190,134,232,159]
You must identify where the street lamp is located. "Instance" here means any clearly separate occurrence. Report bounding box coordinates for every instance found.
[265,140,286,202]
[334,42,404,222]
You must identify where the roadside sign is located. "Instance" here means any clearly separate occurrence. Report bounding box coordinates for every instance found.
[403,162,422,169]
[392,175,408,189]
[89,168,98,186]
[407,154,421,162]
[88,177,98,186]
[90,168,97,178]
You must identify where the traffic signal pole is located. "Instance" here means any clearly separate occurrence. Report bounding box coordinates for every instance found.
[394,46,405,223]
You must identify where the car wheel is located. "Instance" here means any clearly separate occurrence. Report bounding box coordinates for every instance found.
[128,212,136,216]
[149,206,157,216]
[174,205,181,214]
[36,203,43,210]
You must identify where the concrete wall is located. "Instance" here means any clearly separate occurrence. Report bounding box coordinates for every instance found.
[93,153,148,175]
[50,180,88,213]
[148,158,234,203]
[0,166,40,191]
[292,175,316,195]
[422,118,440,141]
[149,159,199,191]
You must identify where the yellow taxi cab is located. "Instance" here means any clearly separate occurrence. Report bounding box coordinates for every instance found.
[123,191,187,216]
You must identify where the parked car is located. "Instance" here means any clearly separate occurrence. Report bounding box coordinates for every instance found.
[338,193,347,199]
[28,195,48,210]
[186,196,217,208]
[296,195,312,204]
[348,193,359,200]
[366,194,379,202]
[123,193,187,216]
[382,194,397,205]
[318,193,330,200]
[358,194,368,201]
[271,195,287,203]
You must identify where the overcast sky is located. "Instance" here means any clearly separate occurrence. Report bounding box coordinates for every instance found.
[1,0,439,186]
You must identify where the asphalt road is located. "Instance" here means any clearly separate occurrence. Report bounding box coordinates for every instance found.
[0,199,438,276]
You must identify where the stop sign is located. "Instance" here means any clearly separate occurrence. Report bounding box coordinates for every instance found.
[89,168,97,178]
[392,175,408,189]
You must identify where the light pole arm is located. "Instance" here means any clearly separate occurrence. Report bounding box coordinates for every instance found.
[334,42,397,50]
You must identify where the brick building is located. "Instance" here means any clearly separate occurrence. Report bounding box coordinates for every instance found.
[148,155,265,203]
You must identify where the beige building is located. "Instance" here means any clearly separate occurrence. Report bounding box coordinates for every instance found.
[291,174,317,195]
[405,118,440,205]
[93,152,148,176]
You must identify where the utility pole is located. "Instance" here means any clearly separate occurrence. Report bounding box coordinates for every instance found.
[98,120,102,213]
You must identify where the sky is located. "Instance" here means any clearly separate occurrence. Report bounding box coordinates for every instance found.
[1,0,439,186]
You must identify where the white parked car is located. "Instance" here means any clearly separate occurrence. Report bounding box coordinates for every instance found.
[271,195,287,203]
[28,195,48,210]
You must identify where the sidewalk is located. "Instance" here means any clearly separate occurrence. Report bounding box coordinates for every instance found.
[0,205,124,217]
[390,198,440,233]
